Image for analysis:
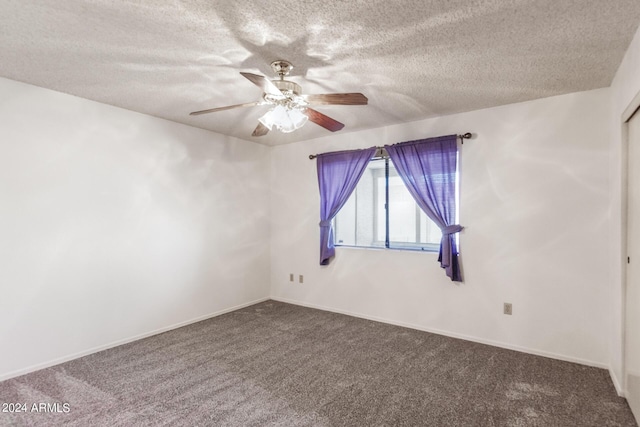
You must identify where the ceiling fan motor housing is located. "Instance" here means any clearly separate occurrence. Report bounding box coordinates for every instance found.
[272,79,301,95]
[271,60,293,77]
[267,60,302,100]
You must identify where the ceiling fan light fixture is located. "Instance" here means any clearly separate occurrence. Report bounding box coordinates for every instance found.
[189,59,367,137]
[258,104,308,133]
[287,107,308,131]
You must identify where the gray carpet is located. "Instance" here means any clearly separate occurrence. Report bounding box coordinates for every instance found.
[0,300,636,426]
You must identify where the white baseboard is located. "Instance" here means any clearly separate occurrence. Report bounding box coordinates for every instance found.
[270,296,609,370]
[610,367,626,397]
[0,296,270,382]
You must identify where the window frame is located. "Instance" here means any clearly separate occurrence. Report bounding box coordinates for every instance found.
[333,155,447,253]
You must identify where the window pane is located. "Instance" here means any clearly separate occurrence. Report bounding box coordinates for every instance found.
[334,159,383,248]
[420,210,443,243]
[376,175,386,243]
[334,191,356,245]
[334,158,444,252]
[387,162,441,250]
[388,175,418,243]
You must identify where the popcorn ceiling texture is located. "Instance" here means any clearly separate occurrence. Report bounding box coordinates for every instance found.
[1,0,639,145]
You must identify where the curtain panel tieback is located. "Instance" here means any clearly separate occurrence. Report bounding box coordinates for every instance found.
[319,220,332,227]
[442,225,463,235]
[439,224,463,270]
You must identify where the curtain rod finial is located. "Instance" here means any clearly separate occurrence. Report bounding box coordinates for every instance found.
[459,133,472,144]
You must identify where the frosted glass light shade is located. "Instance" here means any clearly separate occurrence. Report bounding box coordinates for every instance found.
[287,108,308,131]
[258,105,308,133]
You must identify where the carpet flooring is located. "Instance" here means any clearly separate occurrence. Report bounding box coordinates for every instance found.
[0,300,636,426]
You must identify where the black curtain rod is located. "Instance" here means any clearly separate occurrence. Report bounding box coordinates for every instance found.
[308,133,473,160]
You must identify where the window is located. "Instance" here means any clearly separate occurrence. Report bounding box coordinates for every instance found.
[334,156,449,251]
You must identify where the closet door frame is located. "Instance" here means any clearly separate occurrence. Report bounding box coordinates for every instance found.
[622,89,640,423]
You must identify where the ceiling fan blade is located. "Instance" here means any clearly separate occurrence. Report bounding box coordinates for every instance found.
[189,101,260,116]
[252,122,270,137]
[303,93,368,106]
[240,72,283,97]
[304,108,345,132]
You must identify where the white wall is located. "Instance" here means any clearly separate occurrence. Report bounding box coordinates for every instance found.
[270,88,611,367]
[610,24,640,393]
[0,61,625,385]
[0,78,271,380]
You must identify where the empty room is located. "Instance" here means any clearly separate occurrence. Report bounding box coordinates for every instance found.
[2,1,640,426]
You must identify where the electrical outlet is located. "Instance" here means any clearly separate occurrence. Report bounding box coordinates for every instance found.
[299,275,304,284]
[289,273,294,282]
[504,303,512,315]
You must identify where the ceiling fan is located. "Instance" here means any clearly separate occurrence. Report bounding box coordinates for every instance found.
[189,60,368,137]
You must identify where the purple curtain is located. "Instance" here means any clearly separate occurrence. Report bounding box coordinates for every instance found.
[316,147,376,265]
[385,135,463,281]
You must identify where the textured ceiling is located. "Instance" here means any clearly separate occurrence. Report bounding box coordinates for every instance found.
[1,1,640,146]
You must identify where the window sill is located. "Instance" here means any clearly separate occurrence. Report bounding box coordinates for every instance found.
[335,244,439,254]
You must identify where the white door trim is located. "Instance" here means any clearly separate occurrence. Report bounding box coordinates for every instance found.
[622,92,640,409]
[624,91,640,122]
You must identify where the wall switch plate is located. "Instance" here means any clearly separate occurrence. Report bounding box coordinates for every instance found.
[299,275,304,284]
[289,273,294,282]
[504,303,513,315]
